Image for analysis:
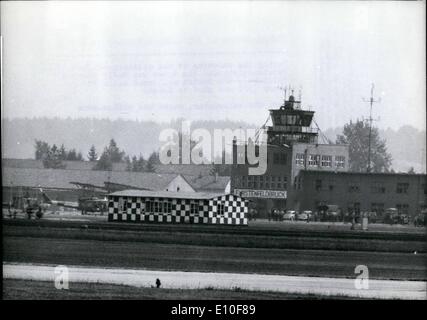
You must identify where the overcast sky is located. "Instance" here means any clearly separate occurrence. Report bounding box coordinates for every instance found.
[1,1,425,130]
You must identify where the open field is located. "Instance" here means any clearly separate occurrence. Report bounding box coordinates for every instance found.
[3,218,427,253]
[3,220,427,254]
[2,279,363,300]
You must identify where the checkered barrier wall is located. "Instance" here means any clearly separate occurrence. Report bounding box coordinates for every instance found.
[108,194,248,225]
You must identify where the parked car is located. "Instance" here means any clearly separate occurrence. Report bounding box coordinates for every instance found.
[318,204,340,222]
[283,210,296,221]
[270,208,283,221]
[296,210,313,221]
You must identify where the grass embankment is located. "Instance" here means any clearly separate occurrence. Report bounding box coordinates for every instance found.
[2,279,362,300]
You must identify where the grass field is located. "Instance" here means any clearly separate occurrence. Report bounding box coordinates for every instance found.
[4,233,426,280]
[4,220,426,253]
[2,279,362,300]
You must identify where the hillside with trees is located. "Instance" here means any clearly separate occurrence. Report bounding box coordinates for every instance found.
[2,117,425,173]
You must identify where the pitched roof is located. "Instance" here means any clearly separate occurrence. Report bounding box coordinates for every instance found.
[109,189,225,200]
[2,167,178,191]
[183,175,230,192]
[154,164,213,176]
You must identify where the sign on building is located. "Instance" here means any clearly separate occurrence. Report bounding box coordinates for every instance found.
[233,189,287,199]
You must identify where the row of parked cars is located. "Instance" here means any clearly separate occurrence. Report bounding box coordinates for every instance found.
[269,207,427,226]
[270,209,314,221]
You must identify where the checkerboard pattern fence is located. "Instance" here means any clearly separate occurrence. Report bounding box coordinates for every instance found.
[108,194,248,225]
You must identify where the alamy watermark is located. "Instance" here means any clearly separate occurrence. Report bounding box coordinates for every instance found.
[158,121,268,175]
[54,265,69,290]
[354,265,369,290]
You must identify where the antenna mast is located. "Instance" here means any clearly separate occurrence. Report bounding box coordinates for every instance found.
[363,83,381,173]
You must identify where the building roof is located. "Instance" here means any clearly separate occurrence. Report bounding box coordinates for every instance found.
[2,159,231,193]
[2,167,178,190]
[109,189,225,200]
[183,175,230,192]
[154,164,213,176]
[298,169,427,178]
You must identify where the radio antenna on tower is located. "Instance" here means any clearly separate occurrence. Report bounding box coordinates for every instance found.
[363,83,381,173]
[278,86,287,105]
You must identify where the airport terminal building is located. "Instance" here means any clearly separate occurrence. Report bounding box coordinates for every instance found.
[231,94,349,217]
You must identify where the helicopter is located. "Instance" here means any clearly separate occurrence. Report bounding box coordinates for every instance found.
[40,189,108,215]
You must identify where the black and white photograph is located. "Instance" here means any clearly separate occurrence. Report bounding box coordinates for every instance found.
[1,0,426,304]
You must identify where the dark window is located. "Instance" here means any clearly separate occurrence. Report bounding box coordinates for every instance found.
[164,201,172,213]
[190,203,197,216]
[145,200,152,213]
[315,179,322,191]
[217,203,225,216]
[371,182,386,194]
[396,204,409,214]
[348,184,360,193]
[396,183,409,194]
[120,198,127,213]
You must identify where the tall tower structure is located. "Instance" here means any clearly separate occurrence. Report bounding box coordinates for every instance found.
[267,93,318,146]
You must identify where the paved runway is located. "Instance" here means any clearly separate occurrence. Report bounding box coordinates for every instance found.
[4,263,426,299]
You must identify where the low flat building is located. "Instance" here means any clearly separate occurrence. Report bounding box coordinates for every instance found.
[293,170,427,217]
[107,190,248,225]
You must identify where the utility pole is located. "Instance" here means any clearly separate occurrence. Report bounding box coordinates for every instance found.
[363,83,381,173]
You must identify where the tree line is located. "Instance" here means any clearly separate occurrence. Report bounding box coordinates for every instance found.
[34,139,161,172]
[34,119,400,174]
[34,140,83,169]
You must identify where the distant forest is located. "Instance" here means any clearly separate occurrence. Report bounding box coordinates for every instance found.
[1,117,426,173]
